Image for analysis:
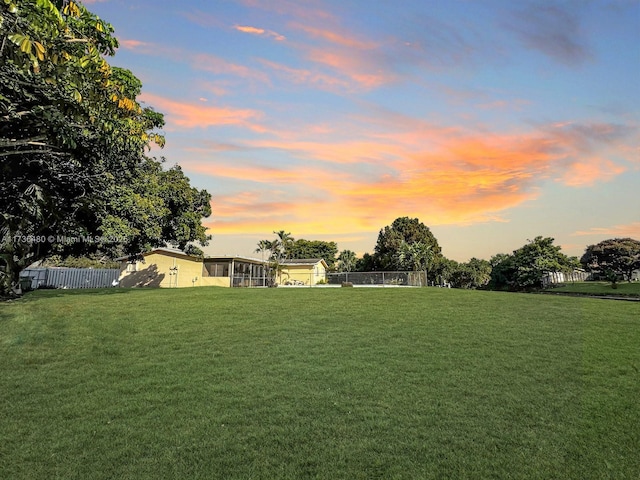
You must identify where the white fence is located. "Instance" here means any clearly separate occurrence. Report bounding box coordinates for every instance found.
[541,270,590,287]
[20,268,120,290]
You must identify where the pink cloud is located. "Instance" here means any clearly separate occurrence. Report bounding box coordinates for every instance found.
[291,23,377,50]
[283,20,397,91]
[258,59,351,90]
[235,25,265,35]
[190,53,270,84]
[304,47,396,89]
[116,39,271,86]
[572,222,640,238]
[475,98,531,111]
[140,93,264,130]
[119,39,155,52]
[235,25,286,41]
[236,0,336,23]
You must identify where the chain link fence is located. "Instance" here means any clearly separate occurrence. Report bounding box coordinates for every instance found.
[232,275,275,287]
[327,271,426,287]
[231,271,427,287]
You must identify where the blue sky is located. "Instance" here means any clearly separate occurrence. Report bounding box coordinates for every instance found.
[85,0,639,261]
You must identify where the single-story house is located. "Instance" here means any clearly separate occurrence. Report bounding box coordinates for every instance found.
[118,248,330,288]
[278,259,328,286]
[118,248,269,288]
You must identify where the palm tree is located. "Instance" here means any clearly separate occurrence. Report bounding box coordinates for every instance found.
[337,249,357,272]
[415,242,434,286]
[264,237,287,285]
[398,241,433,286]
[273,230,293,262]
[255,240,271,286]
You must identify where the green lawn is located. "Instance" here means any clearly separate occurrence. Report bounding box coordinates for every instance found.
[546,281,640,297]
[1,287,638,479]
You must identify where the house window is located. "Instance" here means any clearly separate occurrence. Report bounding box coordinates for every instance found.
[206,262,229,277]
[126,262,137,273]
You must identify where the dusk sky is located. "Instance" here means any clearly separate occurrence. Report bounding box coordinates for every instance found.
[86,0,639,261]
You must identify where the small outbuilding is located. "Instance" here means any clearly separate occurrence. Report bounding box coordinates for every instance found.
[278,259,328,286]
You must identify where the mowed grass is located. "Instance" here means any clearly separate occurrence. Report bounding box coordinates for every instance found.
[547,281,640,297]
[1,287,638,479]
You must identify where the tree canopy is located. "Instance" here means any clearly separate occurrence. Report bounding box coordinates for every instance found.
[373,217,441,271]
[1,0,211,294]
[490,237,579,290]
[289,239,338,268]
[257,232,338,268]
[448,257,492,289]
[581,238,640,282]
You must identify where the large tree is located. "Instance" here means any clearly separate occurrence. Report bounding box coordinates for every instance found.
[289,239,338,268]
[488,253,515,290]
[581,238,640,283]
[0,0,210,294]
[373,217,441,271]
[355,252,375,272]
[431,256,458,286]
[449,257,492,289]
[489,237,579,290]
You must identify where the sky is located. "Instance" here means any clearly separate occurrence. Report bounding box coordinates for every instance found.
[85,0,639,262]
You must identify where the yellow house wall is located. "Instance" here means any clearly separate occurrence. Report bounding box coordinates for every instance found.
[201,277,230,288]
[280,263,327,285]
[119,252,206,288]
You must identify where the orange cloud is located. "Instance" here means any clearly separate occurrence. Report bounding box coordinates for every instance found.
[140,93,264,130]
[188,145,535,232]
[206,188,336,234]
[560,158,626,186]
[246,137,405,164]
[194,116,634,238]
[207,194,379,237]
[188,162,333,185]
